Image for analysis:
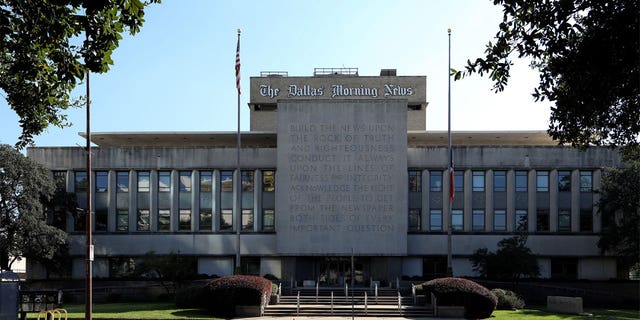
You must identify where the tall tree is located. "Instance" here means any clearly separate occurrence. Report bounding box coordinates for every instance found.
[471,234,540,281]
[0,0,160,149]
[0,144,66,270]
[597,161,640,272]
[453,0,639,148]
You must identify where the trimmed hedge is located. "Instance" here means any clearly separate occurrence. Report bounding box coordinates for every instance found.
[202,275,272,317]
[491,288,525,310]
[422,277,497,319]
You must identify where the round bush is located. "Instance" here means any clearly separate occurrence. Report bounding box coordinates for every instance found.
[422,277,497,319]
[491,288,525,310]
[202,275,273,317]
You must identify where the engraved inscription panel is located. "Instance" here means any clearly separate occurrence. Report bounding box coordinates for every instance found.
[277,100,407,255]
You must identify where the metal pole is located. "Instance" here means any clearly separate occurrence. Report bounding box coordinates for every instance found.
[235,29,242,274]
[84,54,93,320]
[351,248,354,320]
[446,28,453,277]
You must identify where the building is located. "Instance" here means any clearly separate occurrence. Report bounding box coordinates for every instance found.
[27,68,623,283]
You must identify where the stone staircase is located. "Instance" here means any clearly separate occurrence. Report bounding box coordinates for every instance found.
[264,287,433,317]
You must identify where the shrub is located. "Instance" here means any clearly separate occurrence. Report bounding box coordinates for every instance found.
[202,275,272,317]
[175,285,206,309]
[422,277,497,319]
[491,288,525,310]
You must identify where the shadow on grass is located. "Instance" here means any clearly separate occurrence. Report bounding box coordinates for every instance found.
[514,308,640,320]
[170,309,213,319]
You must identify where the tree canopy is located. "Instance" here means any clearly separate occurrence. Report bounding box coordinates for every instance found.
[597,161,640,270]
[0,0,160,149]
[0,144,66,271]
[470,234,540,281]
[454,0,639,148]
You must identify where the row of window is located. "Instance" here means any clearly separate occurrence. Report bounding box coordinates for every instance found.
[71,170,276,194]
[409,170,593,193]
[56,169,276,233]
[409,208,593,232]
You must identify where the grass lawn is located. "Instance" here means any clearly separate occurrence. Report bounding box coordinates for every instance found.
[493,308,639,320]
[24,303,638,319]
[24,302,220,320]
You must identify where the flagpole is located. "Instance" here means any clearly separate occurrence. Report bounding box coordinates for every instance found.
[446,28,453,277]
[235,28,242,274]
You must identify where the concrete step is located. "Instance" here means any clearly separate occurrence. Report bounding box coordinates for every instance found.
[263,304,434,317]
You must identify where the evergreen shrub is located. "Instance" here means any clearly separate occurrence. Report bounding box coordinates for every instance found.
[491,288,525,310]
[422,277,497,319]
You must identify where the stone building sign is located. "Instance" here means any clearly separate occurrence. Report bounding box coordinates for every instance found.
[276,99,408,255]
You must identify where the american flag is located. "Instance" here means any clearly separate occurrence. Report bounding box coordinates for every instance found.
[235,32,241,95]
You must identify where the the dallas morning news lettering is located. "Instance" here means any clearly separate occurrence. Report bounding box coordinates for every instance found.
[259,83,413,99]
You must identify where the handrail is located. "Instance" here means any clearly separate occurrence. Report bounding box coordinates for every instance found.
[375,283,379,304]
[431,292,438,317]
[315,281,319,303]
[296,291,300,316]
[397,291,402,313]
[344,282,348,302]
[331,291,334,314]
[412,284,416,305]
[364,291,368,315]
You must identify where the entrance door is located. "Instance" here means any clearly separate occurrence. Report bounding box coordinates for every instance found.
[318,257,366,286]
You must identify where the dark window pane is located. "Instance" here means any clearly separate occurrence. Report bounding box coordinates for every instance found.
[409,170,422,192]
[158,171,171,192]
[580,171,592,192]
[75,171,87,192]
[95,171,108,192]
[200,171,212,192]
[199,208,212,231]
[558,171,571,192]
[137,172,150,192]
[179,171,192,192]
[472,210,485,231]
[242,209,254,231]
[179,209,191,231]
[536,171,549,192]
[158,209,171,231]
[452,210,463,231]
[515,171,528,192]
[536,209,549,231]
[429,210,442,231]
[515,210,528,231]
[263,209,275,231]
[409,208,421,231]
[220,209,233,231]
[494,210,506,231]
[558,209,571,232]
[262,170,275,192]
[454,171,464,192]
[116,209,129,232]
[472,171,485,192]
[137,209,150,231]
[221,171,233,192]
[580,209,593,232]
[117,171,129,193]
[493,171,506,192]
[429,171,442,192]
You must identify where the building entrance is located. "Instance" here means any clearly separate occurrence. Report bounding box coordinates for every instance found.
[318,257,367,286]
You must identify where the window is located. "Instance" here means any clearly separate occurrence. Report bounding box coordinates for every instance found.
[158,171,171,192]
[536,171,549,192]
[551,258,577,280]
[409,170,422,192]
[240,257,260,276]
[493,209,506,231]
[472,171,485,192]
[116,209,129,232]
[221,171,233,192]
[53,171,66,191]
[220,209,233,231]
[472,210,485,231]
[536,209,549,231]
[262,170,275,192]
[242,171,254,192]
[179,171,192,192]
[199,208,212,231]
[580,209,593,232]
[95,208,108,231]
[179,209,191,231]
[515,210,528,231]
[242,209,254,231]
[95,171,108,192]
[409,208,421,231]
[580,171,592,192]
[558,171,571,192]
[515,171,528,192]
[558,209,571,232]
[454,171,464,192]
[158,209,171,231]
[429,171,442,192]
[137,171,150,192]
[117,171,129,193]
[137,209,150,231]
[429,210,442,231]
[452,209,463,231]
[200,171,212,192]
[493,171,506,192]
[75,171,87,192]
[263,209,275,231]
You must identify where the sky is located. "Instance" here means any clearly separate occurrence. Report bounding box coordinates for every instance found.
[0,0,551,148]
